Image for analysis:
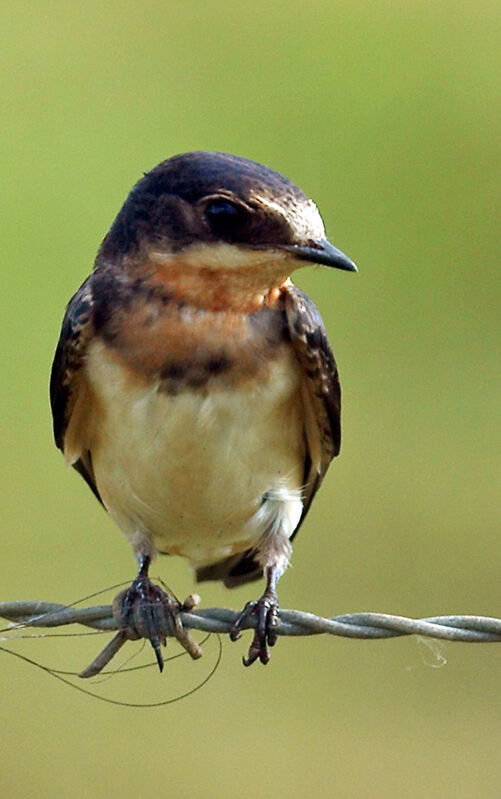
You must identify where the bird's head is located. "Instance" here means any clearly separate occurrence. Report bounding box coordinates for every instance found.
[98,151,356,310]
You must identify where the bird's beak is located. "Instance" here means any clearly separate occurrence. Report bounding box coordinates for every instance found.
[281,239,357,272]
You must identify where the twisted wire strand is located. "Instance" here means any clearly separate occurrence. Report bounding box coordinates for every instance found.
[1,601,500,642]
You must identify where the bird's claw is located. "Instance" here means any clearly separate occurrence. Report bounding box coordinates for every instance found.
[113,577,181,672]
[230,592,280,666]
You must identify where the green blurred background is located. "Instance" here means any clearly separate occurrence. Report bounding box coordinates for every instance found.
[1,1,499,797]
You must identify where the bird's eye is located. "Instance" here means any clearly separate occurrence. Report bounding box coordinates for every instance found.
[205,199,246,236]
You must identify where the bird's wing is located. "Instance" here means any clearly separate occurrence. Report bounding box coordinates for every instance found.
[283,282,341,535]
[50,276,103,505]
[196,283,341,588]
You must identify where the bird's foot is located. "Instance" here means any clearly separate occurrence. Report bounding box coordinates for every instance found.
[230,590,280,666]
[113,575,182,672]
[79,585,202,679]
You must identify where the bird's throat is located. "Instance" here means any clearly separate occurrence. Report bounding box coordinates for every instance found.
[139,245,291,313]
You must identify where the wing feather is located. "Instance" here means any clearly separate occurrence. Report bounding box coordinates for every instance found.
[50,278,103,505]
[284,283,341,535]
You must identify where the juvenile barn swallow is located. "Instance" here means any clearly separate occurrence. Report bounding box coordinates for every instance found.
[50,151,356,668]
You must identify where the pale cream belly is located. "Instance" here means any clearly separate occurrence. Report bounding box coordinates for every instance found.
[84,340,305,567]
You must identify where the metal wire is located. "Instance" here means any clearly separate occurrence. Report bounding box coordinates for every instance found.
[1,601,500,642]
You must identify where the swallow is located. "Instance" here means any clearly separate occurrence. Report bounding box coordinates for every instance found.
[50,151,356,669]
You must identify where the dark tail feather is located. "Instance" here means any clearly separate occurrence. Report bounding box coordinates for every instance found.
[196,550,263,588]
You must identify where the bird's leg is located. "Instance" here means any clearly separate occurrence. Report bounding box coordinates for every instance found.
[113,553,181,672]
[230,565,280,666]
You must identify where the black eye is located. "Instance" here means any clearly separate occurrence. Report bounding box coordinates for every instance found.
[205,199,246,236]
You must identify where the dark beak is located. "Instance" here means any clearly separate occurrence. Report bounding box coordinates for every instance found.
[282,239,357,272]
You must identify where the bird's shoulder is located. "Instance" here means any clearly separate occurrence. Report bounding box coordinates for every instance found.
[50,275,96,451]
[283,282,341,461]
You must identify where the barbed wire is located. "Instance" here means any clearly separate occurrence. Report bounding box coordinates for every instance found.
[1,600,500,641]
[1,599,499,678]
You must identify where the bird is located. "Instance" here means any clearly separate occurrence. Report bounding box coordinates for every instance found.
[50,151,356,669]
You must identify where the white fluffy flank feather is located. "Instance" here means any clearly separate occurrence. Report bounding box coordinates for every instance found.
[247,484,303,578]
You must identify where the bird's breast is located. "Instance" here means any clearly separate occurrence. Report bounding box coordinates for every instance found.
[84,301,305,566]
